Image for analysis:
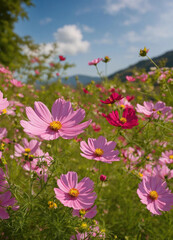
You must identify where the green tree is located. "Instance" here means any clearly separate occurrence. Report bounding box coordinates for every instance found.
[0,0,35,69]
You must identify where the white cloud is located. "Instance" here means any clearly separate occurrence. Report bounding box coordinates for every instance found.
[53,25,90,55]
[39,17,52,25]
[82,25,94,33]
[104,0,151,14]
[123,15,139,26]
[94,32,113,45]
[122,6,173,44]
[23,25,90,58]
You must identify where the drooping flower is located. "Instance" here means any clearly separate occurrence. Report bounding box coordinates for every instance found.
[54,171,97,210]
[80,136,119,163]
[139,47,149,57]
[100,92,123,104]
[0,91,9,113]
[137,175,173,215]
[100,175,107,181]
[88,58,103,66]
[72,205,97,219]
[20,98,92,140]
[102,56,111,63]
[103,108,139,129]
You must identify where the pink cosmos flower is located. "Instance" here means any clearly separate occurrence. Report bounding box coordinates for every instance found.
[153,165,173,180]
[159,150,173,165]
[88,58,103,66]
[20,98,92,140]
[126,95,135,102]
[0,91,9,113]
[10,79,24,87]
[136,101,173,120]
[100,92,123,104]
[54,171,97,210]
[115,98,133,109]
[14,138,41,157]
[22,149,53,182]
[137,175,173,215]
[0,128,7,140]
[103,108,139,129]
[126,76,136,82]
[72,205,97,219]
[35,70,40,75]
[80,136,119,163]
[0,191,19,219]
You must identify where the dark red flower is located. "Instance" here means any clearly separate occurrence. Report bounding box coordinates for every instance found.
[100,92,123,104]
[59,55,66,61]
[103,108,139,129]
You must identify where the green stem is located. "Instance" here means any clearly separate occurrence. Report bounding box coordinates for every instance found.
[146,55,160,70]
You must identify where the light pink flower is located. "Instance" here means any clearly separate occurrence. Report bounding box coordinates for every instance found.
[153,165,173,180]
[23,149,53,182]
[137,175,173,215]
[72,205,97,219]
[54,171,97,210]
[0,128,7,140]
[20,98,92,140]
[35,69,40,75]
[136,101,172,120]
[88,58,103,66]
[0,91,9,113]
[80,136,119,163]
[159,150,173,165]
[10,79,24,87]
[15,138,41,157]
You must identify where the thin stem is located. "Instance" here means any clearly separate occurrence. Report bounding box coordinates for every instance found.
[146,55,160,70]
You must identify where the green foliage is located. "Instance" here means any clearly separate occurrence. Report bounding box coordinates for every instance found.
[0,0,34,69]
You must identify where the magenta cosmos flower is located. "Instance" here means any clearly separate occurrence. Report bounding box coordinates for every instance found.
[88,58,103,66]
[80,136,119,163]
[137,175,173,215]
[20,98,92,140]
[10,79,24,87]
[0,91,9,113]
[0,191,19,219]
[100,92,123,104]
[103,108,139,129]
[54,171,97,210]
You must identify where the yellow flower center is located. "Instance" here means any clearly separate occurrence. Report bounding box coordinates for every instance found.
[79,209,86,216]
[69,188,79,197]
[81,223,88,229]
[120,117,127,124]
[138,172,143,178]
[169,155,173,159]
[49,121,62,131]
[25,148,31,153]
[2,109,7,114]
[149,191,158,200]
[120,104,125,109]
[157,111,162,115]
[95,148,104,156]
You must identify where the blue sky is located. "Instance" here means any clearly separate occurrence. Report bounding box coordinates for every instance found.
[15,0,173,77]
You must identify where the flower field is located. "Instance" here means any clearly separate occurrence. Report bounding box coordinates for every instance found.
[0,52,173,240]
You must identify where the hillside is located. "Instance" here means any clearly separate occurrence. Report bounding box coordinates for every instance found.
[108,50,173,81]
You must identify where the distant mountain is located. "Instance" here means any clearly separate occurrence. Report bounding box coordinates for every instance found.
[61,74,101,86]
[108,50,173,81]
